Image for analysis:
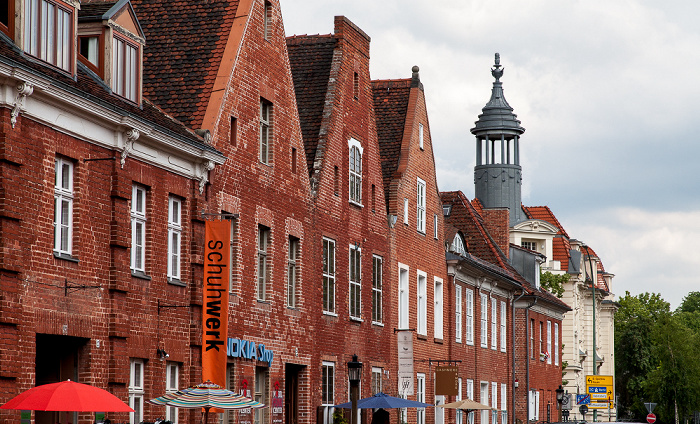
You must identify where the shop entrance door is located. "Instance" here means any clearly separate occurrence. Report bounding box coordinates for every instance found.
[285,364,305,424]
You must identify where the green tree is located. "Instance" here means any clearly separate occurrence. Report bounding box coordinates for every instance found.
[677,291,700,313]
[615,292,670,421]
[540,271,568,298]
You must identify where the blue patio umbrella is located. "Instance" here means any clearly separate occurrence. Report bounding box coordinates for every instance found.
[334,392,432,409]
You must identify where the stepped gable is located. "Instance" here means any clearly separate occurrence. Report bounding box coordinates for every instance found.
[372,79,411,205]
[130,0,240,129]
[0,32,213,148]
[286,34,336,176]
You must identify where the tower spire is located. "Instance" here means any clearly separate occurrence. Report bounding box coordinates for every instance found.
[471,53,526,226]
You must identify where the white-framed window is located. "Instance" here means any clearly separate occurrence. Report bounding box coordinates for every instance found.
[349,244,361,319]
[129,359,144,424]
[24,0,72,71]
[455,285,463,343]
[254,367,268,424]
[263,1,272,39]
[521,240,537,251]
[452,234,467,256]
[539,321,544,359]
[466,289,474,345]
[500,301,507,352]
[403,198,409,224]
[555,322,560,365]
[323,238,336,314]
[491,297,497,350]
[131,185,146,273]
[480,382,489,424]
[416,177,426,233]
[257,226,270,301]
[491,382,498,424]
[434,213,438,239]
[467,379,475,424]
[167,196,181,281]
[349,138,363,205]
[54,157,73,256]
[457,378,464,424]
[417,373,426,424]
[371,367,382,395]
[398,264,409,329]
[529,390,540,421]
[434,277,443,339]
[287,237,299,308]
[165,362,179,423]
[419,123,424,149]
[547,320,552,364]
[321,362,335,424]
[435,395,445,424]
[372,255,383,324]
[501,383,507,424]
[417,271,427,335]
[260,99,273,164]
[530,319,535,359]
[112,35,138,101]
[480,294,488,348]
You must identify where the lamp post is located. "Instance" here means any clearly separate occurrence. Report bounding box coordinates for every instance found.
[348,354,363,424]
[556,385,565,422]
[582,244,597,422]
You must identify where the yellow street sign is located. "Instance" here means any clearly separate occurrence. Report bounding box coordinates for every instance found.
[586,375,614,407]
[586,375,613,386]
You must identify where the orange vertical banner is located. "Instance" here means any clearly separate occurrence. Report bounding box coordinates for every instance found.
[202,220,230,387]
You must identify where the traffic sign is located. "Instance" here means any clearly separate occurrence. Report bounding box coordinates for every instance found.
[579,404,589,416]
[586,375,614,406]
[645,403,657,414]
[576,394,590,405]
[561,394,572,410]
[647,413,656,424]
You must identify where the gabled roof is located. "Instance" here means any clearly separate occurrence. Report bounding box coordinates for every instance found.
[371,79,411,206]
[443,191,570,311]
[80,0,145,40]
[286,34,336,176]
[130,0,240,129]
[523,205,570,238]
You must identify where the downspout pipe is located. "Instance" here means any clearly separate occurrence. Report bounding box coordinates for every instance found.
[512,290,526,424]
[517,296,537,424]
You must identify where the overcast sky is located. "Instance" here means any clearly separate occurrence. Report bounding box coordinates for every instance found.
[281,0,700,310]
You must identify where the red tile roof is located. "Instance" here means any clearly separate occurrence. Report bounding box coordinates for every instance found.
[286,34,336,176]
[371,79,411,204]
[130,0,240,129]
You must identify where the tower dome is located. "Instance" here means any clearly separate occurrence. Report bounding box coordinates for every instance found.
[471,53,526,226]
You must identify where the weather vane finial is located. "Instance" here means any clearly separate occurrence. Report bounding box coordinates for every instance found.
[491,53,503,82]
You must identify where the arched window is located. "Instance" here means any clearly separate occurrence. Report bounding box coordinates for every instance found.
[348,139,363,204]
[452,234,467,256]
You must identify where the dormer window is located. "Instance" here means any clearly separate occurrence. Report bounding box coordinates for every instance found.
[24,0,74,72]
[79,35,99,68]
[112,35,138,102]
[1,0,14,36]
[451,234,467,256]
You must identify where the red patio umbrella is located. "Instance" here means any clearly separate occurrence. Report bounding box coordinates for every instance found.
[0,380,134,412]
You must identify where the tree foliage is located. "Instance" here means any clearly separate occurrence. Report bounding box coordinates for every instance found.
[615,291,700,423]
[540,271,569,298]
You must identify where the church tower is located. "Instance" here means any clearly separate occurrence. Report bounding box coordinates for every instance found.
[471,53,526,226]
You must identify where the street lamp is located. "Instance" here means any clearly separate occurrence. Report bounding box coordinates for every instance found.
[348,354,363,424]
[556,385,565,422]
[582,244,597,422]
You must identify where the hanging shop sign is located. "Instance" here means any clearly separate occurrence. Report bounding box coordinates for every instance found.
[227,338,274,366]
[435,366,459,396]
[202,220,230,388]
[397,330,414,396]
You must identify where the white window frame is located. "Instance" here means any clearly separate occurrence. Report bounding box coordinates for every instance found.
[287,237,299,308]
[260,100,272,164]
[417,270,427,335]
[129,359,144,424]
[455,285,463,343]
[131,185,146,273]
[167,196,182,281]
[435,394,445,424]
[254,367,268,424]
[165,362,178,423]
[323,237,336,314]
[480,293,488,348]
[257,226,270,301]
[417,373,426,424]
[112,35,138,101]
[501,383,507,424]
[398,264,409,329]
[419,122,424,149]
[467,379,475,424]
[348,138,363,205]
[372,255,383,324]
[24,0,72,71]
[480,382,489,424]
[555,322,560,365]
[54,157,73,256]
[491,297,497,350]
[457,378,464,424]
[500,301,507,352]
[547,320,552,364]
[321,362,335,424]
[529,390,540,421]
[371,367,382,395]
[349,244,361,320]
[403,198,409,224]
[491,382,498,424]
[416,177,426,233]
[434,277,443,339]
[466,288,474,345]
[434,213,438,239]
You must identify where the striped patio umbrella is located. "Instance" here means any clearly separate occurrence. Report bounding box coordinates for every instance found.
[149,380,264,424]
